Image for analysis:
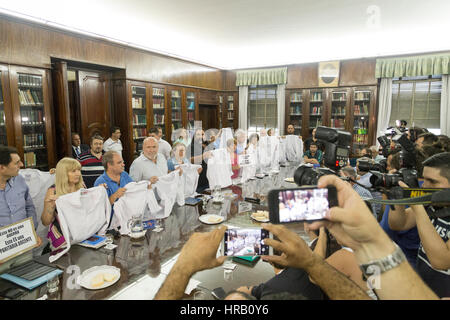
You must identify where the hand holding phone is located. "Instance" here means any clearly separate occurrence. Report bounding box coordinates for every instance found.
[260,223,316,271]
[268,186,337,223]
[220,227,273,257]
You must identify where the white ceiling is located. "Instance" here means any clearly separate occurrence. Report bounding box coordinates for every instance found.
[1,0,450,69]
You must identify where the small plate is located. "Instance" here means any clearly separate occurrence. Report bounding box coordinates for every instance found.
[284,177,295,183]
[255,173,265,178]
[199,214,225,225]
[77,265,121,290]
[251,211,270,223]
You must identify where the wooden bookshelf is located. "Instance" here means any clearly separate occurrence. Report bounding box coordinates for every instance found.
[287,86,377,156]
[286,90,304,136]
[9,66,55,170]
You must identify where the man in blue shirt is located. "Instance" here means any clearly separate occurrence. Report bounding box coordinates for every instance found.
[94,151,133,207]
[0,146,37,230]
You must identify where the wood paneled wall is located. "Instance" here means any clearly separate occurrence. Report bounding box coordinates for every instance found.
[0,14,379,94]
[0,16,225,90]
[224,59,377,91]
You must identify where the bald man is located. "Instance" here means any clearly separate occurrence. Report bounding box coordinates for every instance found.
[129,137,168,184]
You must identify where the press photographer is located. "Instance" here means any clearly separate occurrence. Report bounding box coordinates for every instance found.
[388,152,450,298]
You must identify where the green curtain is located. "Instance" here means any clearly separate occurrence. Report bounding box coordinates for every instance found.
[375,53,450,78]
[236,67,287,86]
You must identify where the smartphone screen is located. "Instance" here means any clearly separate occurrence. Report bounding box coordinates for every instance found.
[223,228,270,256]
[277,188,331,223]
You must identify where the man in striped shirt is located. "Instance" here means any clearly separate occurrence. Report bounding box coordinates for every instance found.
[78,134,105,188]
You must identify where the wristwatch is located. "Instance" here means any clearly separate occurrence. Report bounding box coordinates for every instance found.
[359,243,406,281]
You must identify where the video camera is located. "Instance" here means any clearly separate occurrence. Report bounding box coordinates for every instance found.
[315,126,352,170]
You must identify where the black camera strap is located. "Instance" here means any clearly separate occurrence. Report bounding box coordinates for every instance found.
[365,188,450,218]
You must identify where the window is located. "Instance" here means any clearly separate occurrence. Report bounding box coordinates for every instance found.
[247,86,277,135]
[390,76,442,134]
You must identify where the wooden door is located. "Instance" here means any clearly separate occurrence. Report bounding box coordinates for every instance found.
[78,70,111,141]
[0,64,14,147]
[199,105,218,131]
[52,61,72,159]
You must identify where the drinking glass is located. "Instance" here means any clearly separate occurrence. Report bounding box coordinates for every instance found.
[224,269,234,282]
[46,275,59,294]
[213,185,221,201]
[105,234,114,245]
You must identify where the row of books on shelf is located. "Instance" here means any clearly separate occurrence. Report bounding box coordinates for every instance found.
[186,93,195,100]
[21,110,44,125]
[154,114,165,124]
[133,114,147,125]
[0,110,5,125]
[228,96,234,101]
[332,93,346,101]
[187,101,195,110]
[171,100,181,108]
[18,75,42,87]
[290,93,302,102]
[133,128,147,139]
[331,118,345,128]
[132,87,145,95]
[0,135,7,146]
[227,112,234,120]
[228,103,234,110]
[332,106,346,115]
[187,112,195,121]
[310,119,322,128]
[132,97,144,109]
[24,152,37,167]
[171,91,181,98]
[354,119,368,129]
[354,91,370,100]
[310,106,322,114]
[311,92,322,101]
[153,88,165,96]
[290,106,302,114]
[24,133,45,148]
[153,103,164,109]
[18,89,43,106]
[354,103,369,115]
[353,134,369,144]
[172,111,182,121]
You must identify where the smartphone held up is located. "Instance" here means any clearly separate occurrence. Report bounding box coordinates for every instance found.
[268,186,337,223]
[220,227,273,257]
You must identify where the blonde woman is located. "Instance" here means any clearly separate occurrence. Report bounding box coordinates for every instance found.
[41,157,85,254]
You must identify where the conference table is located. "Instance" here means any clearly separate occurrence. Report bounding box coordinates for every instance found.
[0,162,312,300]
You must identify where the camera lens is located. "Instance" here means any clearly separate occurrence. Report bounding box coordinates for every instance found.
[294,166,319,186]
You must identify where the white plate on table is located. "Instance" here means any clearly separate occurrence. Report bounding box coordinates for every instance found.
[77,265,121,290]
[250,211,270,223]
[199,214,225,225]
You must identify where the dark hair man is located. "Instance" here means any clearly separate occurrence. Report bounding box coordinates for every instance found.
[148,127,171,160]
[0,146,38,230]
[78,135,104,188]
[389,152,450,297]
[416,132,439,150]
[103,126,123,158]
[71,132,89,159]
